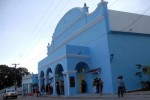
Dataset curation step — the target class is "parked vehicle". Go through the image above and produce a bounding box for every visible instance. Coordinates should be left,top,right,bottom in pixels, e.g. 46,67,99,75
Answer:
3,88,18,100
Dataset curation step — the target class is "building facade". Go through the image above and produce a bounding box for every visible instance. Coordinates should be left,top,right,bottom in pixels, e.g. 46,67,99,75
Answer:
38,0,150,96
22,74,38,93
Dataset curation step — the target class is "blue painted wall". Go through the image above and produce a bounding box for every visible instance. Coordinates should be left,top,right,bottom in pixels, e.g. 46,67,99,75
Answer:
37,0,150,96
108,31,150,92
32,74,38,83
38,1,114,96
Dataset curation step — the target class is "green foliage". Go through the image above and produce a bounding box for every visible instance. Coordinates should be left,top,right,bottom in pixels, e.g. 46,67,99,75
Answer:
0,65,30,90
135,64,150,90
136,64,150,75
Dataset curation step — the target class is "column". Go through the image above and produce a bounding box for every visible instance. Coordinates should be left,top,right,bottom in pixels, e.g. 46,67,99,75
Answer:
28,83,30,93
62,70,77,96
53,74,57,95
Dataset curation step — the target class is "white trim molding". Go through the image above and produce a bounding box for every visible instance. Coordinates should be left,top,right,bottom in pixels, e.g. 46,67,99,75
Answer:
62,70,77,74
39,54,90,69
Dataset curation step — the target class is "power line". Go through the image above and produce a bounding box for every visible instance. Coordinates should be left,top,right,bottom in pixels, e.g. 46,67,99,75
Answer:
15,1,55,62
108,0,120,8
121,5,150,31
23,0,71,69
22,0,64,50
24,0,68,51
14,0,148,71
16,1,66,70
42,0,71,38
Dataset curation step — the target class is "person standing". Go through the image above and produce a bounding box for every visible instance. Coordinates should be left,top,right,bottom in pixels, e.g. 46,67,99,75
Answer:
117,76,125,97
99,78,103,95
48,84,50,95
56,81,60,96
36,86,40,97
41,85,45,95
96,78,99,93
81,80,86,93
92,78,97,93
60,80,64,95
22,89,26,97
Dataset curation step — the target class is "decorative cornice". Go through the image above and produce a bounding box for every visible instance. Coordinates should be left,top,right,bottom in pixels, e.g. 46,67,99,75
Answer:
48,15,104,55
66,54,90,58
110,31,150,37
22,74,33,80
39,54,90,69
53,13,85,41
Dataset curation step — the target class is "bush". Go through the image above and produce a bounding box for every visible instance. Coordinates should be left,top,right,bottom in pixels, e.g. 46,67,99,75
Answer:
135,64,150,90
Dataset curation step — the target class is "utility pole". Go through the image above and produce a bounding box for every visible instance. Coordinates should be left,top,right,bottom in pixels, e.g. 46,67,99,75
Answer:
12,63,19,90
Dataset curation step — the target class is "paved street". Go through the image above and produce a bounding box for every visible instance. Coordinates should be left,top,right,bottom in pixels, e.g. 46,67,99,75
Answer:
1,91,150,100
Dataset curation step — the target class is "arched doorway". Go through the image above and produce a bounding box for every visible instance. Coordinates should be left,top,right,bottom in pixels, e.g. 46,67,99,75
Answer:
75,62,89,93
55,64,64,81
46,68,53,94
40,71,45,91
55,64,64,95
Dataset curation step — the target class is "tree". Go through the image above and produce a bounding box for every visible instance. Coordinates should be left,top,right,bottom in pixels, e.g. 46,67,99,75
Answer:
0,65,30,89
135,64,150,90
16,67,30,86
0,65,11,89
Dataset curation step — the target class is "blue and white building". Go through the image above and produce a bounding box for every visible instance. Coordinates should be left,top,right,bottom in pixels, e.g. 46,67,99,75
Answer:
22,74,38,93
38,0,150,96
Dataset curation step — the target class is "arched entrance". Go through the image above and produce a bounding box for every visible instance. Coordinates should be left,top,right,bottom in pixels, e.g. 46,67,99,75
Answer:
55,64,64,95
46,68,53,94
40,71,45,91
75,62,90,93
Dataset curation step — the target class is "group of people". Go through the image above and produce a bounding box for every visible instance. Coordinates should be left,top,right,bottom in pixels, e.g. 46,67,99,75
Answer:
36,76,126,97
93,78,103,95
56,80,64,96
46,84,53,95
36,86,46,97
81,78,103,95
92,77,126,97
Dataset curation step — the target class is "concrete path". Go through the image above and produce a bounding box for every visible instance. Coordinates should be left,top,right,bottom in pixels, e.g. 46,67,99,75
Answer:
0,91,150,100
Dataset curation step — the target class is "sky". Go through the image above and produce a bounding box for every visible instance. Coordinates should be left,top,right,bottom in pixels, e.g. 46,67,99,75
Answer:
0,0,150,74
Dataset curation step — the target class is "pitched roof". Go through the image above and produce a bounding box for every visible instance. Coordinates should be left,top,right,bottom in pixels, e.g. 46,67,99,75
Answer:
109,10,150,34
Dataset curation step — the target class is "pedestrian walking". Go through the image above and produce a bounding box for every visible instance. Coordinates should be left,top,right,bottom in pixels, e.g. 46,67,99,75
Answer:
22,89,26,97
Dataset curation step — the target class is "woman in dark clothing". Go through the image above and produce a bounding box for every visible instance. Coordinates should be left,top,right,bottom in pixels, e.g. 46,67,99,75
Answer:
60,80,64,95
96,78,99,93
81,80,86,93
36,86,40,97
56,82,60,96
99,78,103,95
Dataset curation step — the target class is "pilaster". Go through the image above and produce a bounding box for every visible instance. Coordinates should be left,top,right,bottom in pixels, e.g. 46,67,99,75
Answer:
62,70,77,96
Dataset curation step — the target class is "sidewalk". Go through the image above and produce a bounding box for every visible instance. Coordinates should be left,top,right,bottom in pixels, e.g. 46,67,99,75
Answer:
15,91,150,100
1,91,149,100
43,91,150,99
